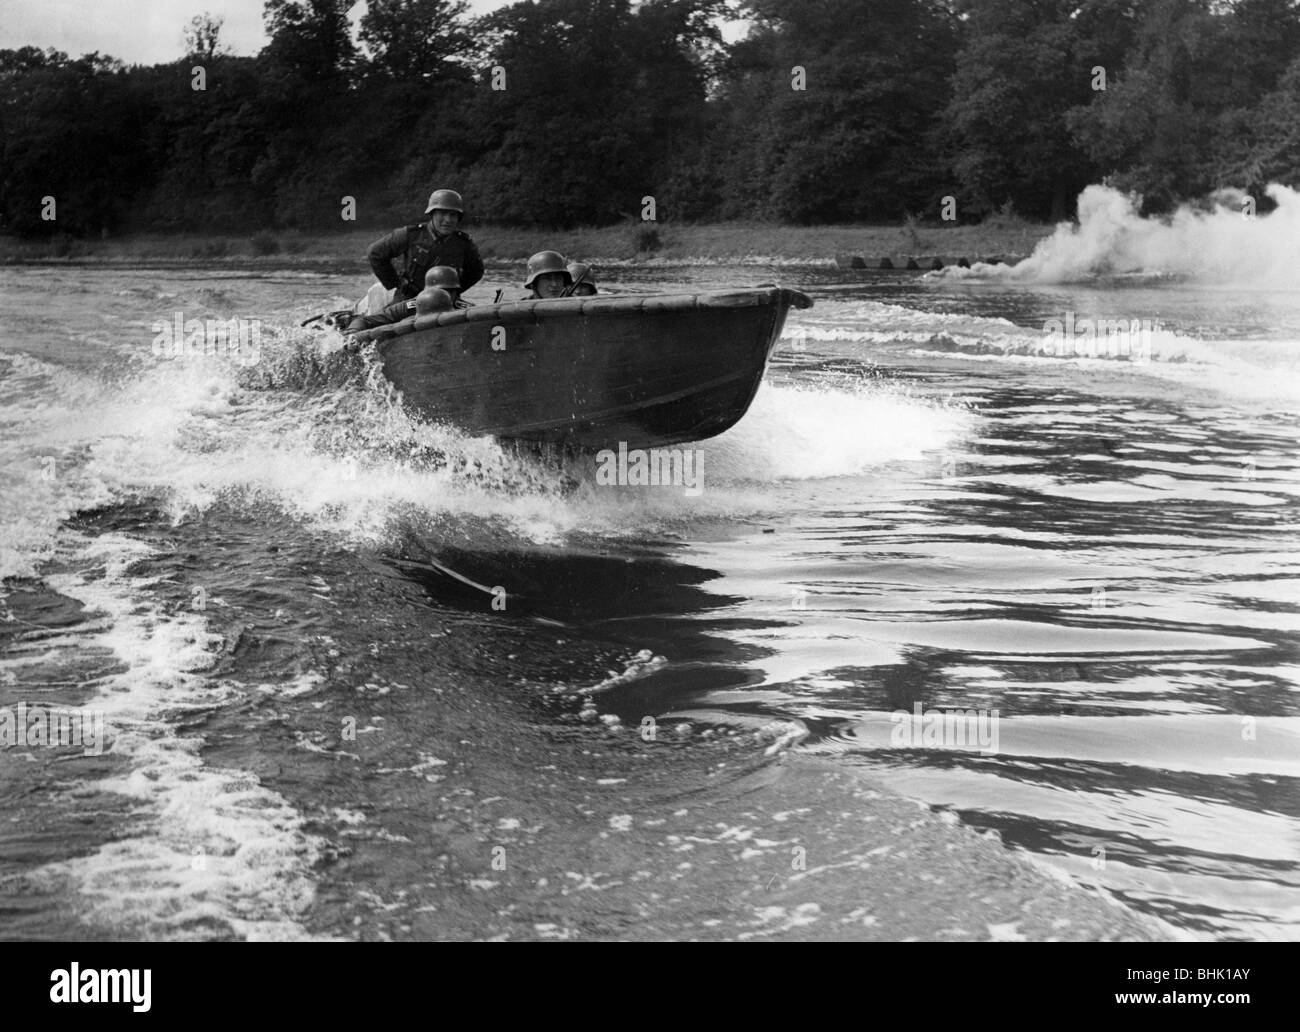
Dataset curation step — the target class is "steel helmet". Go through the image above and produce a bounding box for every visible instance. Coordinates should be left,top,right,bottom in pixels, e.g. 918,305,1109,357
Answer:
424,265,460,290
524,250,571,288
415,287,453,314
566,261,592,283
424,188,464,215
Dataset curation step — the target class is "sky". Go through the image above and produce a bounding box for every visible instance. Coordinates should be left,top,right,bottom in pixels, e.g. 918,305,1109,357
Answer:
0,0,520,66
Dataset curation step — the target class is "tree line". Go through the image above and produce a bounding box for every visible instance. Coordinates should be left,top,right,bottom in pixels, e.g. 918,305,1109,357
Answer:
2,0,1298,237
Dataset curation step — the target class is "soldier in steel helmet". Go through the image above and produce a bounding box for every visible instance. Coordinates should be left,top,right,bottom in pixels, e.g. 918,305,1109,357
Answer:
367,188,483,303
520,251,572,299
424,265,469,308
347,265,465,332
345,189,483,333
567,261,598,296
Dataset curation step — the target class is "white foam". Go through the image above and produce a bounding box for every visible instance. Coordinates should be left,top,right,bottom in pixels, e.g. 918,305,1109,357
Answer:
0,353,245,578
708,381,973,480
29,532,325,940
153,335,975,538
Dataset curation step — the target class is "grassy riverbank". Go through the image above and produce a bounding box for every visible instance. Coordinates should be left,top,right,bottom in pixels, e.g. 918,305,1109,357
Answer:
0,218,1056,266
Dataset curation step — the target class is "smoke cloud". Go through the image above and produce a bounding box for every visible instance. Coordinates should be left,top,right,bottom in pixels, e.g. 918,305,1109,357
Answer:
949,183,1300,286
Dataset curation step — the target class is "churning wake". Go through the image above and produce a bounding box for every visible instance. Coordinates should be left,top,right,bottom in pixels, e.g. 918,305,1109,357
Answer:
0,324,974,578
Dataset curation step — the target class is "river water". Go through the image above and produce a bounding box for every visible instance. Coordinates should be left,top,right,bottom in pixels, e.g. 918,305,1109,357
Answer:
1,249,1297,941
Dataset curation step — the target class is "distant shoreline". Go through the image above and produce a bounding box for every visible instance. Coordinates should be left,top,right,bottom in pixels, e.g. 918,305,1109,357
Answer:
0,220,1056,268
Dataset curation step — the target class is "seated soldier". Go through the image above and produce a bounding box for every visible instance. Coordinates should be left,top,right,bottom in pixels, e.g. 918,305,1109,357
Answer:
567,262,598,296
521,251,572,299
426,265,472,308
346,188,483,332
347,266,464,331
341,285,453,351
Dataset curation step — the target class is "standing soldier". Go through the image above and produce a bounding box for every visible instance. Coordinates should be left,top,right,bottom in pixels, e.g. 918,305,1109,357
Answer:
347,188,484,333
373,188,484,300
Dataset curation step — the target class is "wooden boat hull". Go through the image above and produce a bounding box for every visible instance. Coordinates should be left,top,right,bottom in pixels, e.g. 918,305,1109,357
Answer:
371,287,812,449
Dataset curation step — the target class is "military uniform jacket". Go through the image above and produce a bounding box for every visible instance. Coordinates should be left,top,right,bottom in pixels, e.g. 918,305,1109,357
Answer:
368,223,484,300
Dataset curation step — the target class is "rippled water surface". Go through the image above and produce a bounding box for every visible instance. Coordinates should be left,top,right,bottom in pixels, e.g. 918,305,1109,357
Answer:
1,259,1297,940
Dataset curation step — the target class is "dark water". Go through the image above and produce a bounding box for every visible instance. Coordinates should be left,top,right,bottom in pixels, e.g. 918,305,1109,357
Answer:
1,259,1297,940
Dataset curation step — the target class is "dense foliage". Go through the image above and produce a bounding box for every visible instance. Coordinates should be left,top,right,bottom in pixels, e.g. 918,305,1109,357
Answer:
2,0,1298,235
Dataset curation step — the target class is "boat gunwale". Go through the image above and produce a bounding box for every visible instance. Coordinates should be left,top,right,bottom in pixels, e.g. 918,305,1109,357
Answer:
401,286,811,334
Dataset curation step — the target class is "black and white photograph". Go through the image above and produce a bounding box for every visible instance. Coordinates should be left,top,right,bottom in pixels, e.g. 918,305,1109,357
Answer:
0,0,1296,973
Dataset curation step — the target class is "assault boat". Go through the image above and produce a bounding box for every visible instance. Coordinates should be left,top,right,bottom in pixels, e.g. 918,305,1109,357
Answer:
344,286,813,449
